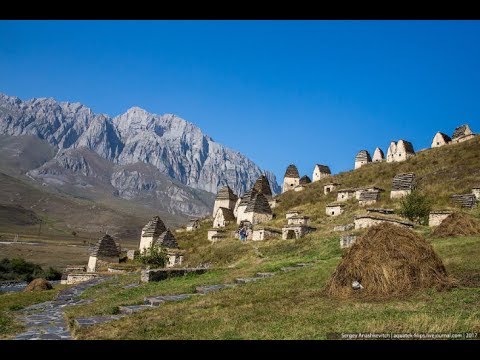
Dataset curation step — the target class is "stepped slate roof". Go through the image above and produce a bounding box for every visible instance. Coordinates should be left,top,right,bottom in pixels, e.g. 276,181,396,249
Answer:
359,190,380,201
216,207,236,221
91,234,120,258
215,186,238,201
392,173,416,191
245,193,272,215
154,229,178,249
355,150,372,162
299,175,312,185
284,164,300,178
142,216,167,238
372,147,384,161
450,194,477,208
253,175,272,197
314,164,331,174
239,189,258,206
435,132,452,143
398,140,415,154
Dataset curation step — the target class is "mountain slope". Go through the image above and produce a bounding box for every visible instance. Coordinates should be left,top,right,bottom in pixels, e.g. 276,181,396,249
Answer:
0,93,280,202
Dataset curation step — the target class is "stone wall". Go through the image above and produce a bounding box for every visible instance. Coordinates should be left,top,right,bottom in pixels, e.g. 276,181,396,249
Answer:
127,250,136,260
451,134,475,144
390,189,411,199
429,212,453,227
472,188,480,200
337,191,355,202
334,223,355,232
294,185,305,192
213,198,236,219
139,235,155,252
141,268,207,283
282,176,300,193
324,184,338,195
286,211,300,219
236,205,248,224
431,132,449,148
281,225,315,240
287,216,309,225
243,211,273,225
66,273,98,285
252,228,282,241
354,216,413,230
207,229,226,241
326,206,344,216
340,235,357,249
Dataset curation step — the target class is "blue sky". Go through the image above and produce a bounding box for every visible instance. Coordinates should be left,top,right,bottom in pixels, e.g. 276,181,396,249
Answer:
1,20,480,184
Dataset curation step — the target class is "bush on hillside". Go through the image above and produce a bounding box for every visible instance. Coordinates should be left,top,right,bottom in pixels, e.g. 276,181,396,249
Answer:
137,243,168,267
0,258,61,282
399,190,432,225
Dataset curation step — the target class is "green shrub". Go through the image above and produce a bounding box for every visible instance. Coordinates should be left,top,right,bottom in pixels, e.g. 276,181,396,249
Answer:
399,190,432,225
137,243,168,267
44,267,62,281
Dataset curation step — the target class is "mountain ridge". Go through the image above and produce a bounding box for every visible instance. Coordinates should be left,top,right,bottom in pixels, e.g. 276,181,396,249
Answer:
0,92,280,219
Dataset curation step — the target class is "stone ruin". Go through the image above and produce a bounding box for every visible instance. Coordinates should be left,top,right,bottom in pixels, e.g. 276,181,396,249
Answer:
354,214,414,230
372,147,384,162
354,150,371,169
429,210,454,227
242,193,273,225
282,215,316,240
87,234,120,273
282,164,300,193
312,164,331,182
286,210,301,219
326,203,345,216
355,186,384,200
235,188,256,223
366,208,394,215
334,223,355,232
336,188,356,202
358,190,381,206
213,207,236,228
390,173,416,199
212,185,238,218
431,132,451,148
139,216,167,252
451,124,475,144
139,216,183,268
186,219,200,232
324,182,340,195
236,175,275,224
207,228,227,242
386,140,415,163
295,175,311,192
252,227,282,241
472,186,480,200
340,234,357,249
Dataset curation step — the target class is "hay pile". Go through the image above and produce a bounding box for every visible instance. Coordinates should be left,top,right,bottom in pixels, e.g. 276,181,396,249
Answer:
432,212,480,238
325,223,450,299
24,278,52,292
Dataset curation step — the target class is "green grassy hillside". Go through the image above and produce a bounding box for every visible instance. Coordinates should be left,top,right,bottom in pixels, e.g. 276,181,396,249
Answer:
2,137,479,340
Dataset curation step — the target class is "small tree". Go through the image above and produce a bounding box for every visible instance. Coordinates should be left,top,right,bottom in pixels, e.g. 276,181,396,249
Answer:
399,190,432,225
138,243,168,267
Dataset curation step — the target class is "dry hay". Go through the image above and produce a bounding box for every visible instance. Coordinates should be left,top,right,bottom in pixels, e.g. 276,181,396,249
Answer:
325,223,451,299
24,278,53,292
432,212,480,238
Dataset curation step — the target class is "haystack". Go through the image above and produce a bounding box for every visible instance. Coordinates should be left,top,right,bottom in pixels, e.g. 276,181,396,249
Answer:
432,212,480,238
24,278,53,292
325,223,450,299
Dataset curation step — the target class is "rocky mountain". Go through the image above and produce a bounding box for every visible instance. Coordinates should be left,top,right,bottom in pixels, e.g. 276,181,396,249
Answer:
0,93,280,218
